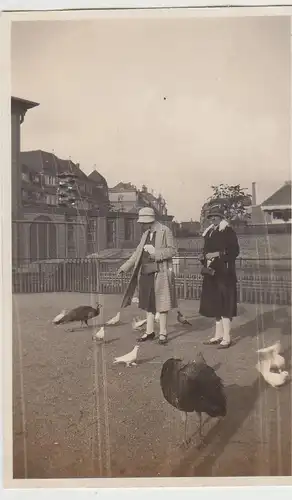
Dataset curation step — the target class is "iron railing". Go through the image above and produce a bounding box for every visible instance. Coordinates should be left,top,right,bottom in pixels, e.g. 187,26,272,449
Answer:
12,257,291,305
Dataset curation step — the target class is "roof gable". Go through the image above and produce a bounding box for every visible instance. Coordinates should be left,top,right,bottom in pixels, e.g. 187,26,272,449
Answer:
261,182,291,207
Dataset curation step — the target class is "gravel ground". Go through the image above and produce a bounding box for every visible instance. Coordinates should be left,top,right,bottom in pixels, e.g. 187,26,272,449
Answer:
12,292,291,479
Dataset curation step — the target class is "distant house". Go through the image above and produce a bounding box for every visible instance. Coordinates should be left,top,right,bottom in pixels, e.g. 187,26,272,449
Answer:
174,220,201,237
109,182,169,218
261,181,292,223
20,151,109,213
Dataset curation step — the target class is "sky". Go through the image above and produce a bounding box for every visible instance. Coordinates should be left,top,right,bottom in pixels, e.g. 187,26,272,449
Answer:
11,15,291,222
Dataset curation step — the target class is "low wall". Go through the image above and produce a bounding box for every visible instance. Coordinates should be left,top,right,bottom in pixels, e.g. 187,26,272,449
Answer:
177,233,291,259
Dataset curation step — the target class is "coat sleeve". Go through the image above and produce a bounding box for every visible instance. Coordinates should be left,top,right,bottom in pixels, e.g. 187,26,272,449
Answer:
220,227,240,261
154,227,177,262
119,238,144,273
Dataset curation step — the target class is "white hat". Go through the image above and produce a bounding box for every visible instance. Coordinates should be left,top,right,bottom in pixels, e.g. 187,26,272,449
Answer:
137,207,156,223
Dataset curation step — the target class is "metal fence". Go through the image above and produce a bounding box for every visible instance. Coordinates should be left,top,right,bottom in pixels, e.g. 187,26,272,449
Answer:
12,257,291,305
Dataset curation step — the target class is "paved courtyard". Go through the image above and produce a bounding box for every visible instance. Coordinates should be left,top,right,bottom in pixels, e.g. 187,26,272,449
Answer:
12,292,291,479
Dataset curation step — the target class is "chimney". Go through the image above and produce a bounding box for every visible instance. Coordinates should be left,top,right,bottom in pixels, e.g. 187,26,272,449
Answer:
252,182,257,205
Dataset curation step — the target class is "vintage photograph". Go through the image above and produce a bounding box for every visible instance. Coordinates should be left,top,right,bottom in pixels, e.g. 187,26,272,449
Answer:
10,11,291,480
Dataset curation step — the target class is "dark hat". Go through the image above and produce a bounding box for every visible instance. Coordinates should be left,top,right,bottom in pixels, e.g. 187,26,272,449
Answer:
206,203,226,219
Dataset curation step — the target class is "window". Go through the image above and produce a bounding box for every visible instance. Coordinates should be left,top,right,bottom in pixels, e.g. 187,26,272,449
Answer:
45,195,57,205
107,218,116,247
21,189,29,200
125,218,134,241
87,219,96,243
32,174,41,184
66,217,75,256
21,172,30,182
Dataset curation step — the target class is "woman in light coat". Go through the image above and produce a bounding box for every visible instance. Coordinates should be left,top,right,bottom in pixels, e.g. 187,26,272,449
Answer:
117,207,177,344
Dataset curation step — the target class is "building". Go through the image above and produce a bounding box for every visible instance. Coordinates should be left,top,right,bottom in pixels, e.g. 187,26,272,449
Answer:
12,99,174,264
20,150,110,212
261,181,292,223
11,97,40,266
109,182,168,217
177,220,201,237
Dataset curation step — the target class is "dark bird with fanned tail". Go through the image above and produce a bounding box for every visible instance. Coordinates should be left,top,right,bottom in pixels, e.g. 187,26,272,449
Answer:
53,302,102,330
160,352,227,446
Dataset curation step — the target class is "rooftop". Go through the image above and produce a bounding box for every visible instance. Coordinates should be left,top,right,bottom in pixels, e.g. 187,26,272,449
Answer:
261,181,291,208
11,96,39,111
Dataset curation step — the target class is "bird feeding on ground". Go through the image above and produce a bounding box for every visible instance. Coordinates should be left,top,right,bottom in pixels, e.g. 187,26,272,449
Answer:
92,326,105,341
52,309,68,325
257,341,285,372
256,360,289,388
160,352,226,446
105,311,121,326
177,310,192,326
52,303,101,330
132,317,147,330
113,345,140,367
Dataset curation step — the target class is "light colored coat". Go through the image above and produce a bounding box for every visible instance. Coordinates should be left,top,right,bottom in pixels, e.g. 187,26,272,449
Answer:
120,221,177,312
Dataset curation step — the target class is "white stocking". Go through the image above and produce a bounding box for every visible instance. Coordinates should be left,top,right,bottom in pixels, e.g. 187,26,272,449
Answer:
221,317,231,344
146,312,155,335
210,319,224,342
159,312,168,337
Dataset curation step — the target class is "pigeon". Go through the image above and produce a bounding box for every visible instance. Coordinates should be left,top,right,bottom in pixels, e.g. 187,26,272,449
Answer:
92,326,105,341
256,361,289,388
177,310,192,326
257,341,285,372
132,317,147,330
105,312,121,326
113,345,140,367
52,309,68,324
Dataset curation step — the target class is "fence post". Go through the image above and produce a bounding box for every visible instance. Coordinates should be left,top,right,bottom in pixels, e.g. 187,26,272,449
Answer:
63,260,67,291
96,258,100,294
183,271,187,300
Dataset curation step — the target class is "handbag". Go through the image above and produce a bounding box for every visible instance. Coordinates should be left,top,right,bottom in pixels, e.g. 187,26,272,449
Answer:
141,262,159,275
201,265,215,277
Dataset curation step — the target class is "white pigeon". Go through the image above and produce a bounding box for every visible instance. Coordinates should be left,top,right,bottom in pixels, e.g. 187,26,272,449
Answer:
52,309,68,324
106,312,121,325
92,326,105,341
257,341,285,372
256,362,289,388
113,345,140,367
132,317,147,330
155,312,160,322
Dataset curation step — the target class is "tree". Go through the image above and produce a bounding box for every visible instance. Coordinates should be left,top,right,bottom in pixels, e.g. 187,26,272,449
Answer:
201,183,252,224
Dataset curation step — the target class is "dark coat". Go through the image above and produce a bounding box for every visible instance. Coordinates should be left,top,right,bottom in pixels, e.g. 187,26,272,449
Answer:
199,220,240,319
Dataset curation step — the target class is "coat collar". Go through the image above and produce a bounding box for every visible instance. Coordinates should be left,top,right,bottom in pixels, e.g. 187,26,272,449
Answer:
202,219,229,237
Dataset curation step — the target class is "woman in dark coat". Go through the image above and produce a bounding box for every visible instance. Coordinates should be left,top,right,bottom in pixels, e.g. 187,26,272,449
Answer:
199,203,240,349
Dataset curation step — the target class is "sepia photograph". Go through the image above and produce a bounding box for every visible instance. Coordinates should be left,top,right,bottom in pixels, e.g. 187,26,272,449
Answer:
7,8,292,483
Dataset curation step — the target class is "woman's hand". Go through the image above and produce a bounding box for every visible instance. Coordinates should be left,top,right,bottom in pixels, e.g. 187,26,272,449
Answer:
206,251,220,259
117,267,125,276
144,244,155,255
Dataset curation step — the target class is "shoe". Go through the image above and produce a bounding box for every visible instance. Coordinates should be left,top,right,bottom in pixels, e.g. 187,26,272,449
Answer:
217,341,232,349
158,334,168,345
137,332,155,342
203,338,223,345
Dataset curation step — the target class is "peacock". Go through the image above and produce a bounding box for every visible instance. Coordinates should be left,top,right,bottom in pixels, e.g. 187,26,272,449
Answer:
53,302,101,330
160,352,226,446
